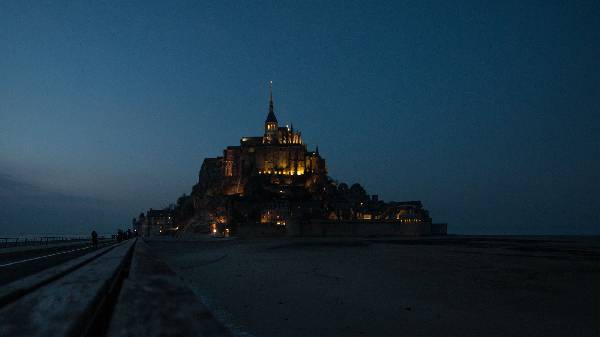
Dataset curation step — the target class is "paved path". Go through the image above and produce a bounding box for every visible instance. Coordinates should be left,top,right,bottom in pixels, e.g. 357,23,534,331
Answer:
0,241,114,286
0,238,229,337
150,236,600,337
0,240,90,254
108,240,230,336
0,240,135,337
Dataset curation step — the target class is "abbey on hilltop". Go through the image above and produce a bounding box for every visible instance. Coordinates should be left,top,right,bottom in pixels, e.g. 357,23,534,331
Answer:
196,81,327,197
134,83,446,237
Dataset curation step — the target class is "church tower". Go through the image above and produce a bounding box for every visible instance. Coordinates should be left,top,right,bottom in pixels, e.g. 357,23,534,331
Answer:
264,81,278,142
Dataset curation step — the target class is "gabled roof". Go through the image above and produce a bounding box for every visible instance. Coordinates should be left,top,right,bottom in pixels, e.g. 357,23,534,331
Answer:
266,109,277,123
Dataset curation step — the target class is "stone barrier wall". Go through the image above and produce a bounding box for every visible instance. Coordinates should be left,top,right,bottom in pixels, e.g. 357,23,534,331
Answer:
237,224,287,238
295,220,433,237
239,220,447,237
431,223,448,235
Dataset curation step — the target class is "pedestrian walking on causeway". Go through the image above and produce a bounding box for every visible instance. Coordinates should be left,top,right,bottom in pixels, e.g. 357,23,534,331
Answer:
91,230,98,249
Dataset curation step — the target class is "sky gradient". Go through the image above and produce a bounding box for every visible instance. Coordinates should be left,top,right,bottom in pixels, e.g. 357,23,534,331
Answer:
1,0,599,235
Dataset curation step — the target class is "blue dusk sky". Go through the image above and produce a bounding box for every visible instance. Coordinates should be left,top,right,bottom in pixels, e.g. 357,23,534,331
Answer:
1,0,599,235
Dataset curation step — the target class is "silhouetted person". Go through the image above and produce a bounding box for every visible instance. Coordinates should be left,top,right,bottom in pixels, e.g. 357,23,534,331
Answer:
127,229,132,239
91,230,98,249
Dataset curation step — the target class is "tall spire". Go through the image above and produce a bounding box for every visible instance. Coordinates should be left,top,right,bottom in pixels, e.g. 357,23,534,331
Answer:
266,80,278,124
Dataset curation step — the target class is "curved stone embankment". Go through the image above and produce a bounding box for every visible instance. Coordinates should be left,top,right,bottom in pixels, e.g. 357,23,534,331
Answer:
0,239,229,337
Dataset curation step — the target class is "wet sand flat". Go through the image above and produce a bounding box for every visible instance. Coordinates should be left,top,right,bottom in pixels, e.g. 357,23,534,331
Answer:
149,236,600,337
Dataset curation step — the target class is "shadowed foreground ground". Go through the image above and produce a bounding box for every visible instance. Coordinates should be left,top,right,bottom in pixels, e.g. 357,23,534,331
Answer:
149,236,600,337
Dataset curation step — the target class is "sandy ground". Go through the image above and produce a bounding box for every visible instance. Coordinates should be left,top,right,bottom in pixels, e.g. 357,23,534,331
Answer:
149,236,600,337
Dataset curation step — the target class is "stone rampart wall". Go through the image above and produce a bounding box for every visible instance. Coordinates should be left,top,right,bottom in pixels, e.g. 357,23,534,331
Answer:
295,220,433,237
239,220,447,237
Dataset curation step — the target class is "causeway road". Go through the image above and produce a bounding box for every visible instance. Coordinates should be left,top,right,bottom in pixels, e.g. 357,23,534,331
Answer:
0,240,115,286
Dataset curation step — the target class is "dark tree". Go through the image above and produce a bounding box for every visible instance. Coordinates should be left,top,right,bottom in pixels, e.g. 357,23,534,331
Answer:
338,183,349,194
350,183,368,202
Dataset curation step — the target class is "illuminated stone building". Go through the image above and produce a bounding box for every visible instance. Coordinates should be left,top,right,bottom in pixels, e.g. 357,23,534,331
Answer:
194,83,326,198
178,83,446,236
138,208,174,237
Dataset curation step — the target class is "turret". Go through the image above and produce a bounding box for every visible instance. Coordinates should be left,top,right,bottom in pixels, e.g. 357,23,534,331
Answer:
264,81,278,141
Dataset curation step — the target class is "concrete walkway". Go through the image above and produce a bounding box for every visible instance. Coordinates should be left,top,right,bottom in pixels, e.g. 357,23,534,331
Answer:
108,240,230,336
0,239,230,337
0,240,135,336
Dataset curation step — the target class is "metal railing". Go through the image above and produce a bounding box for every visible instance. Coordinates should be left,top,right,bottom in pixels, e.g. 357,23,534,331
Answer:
0,236,94,248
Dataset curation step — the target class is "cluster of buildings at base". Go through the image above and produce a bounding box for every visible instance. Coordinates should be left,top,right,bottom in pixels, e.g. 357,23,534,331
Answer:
134,85,447,237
